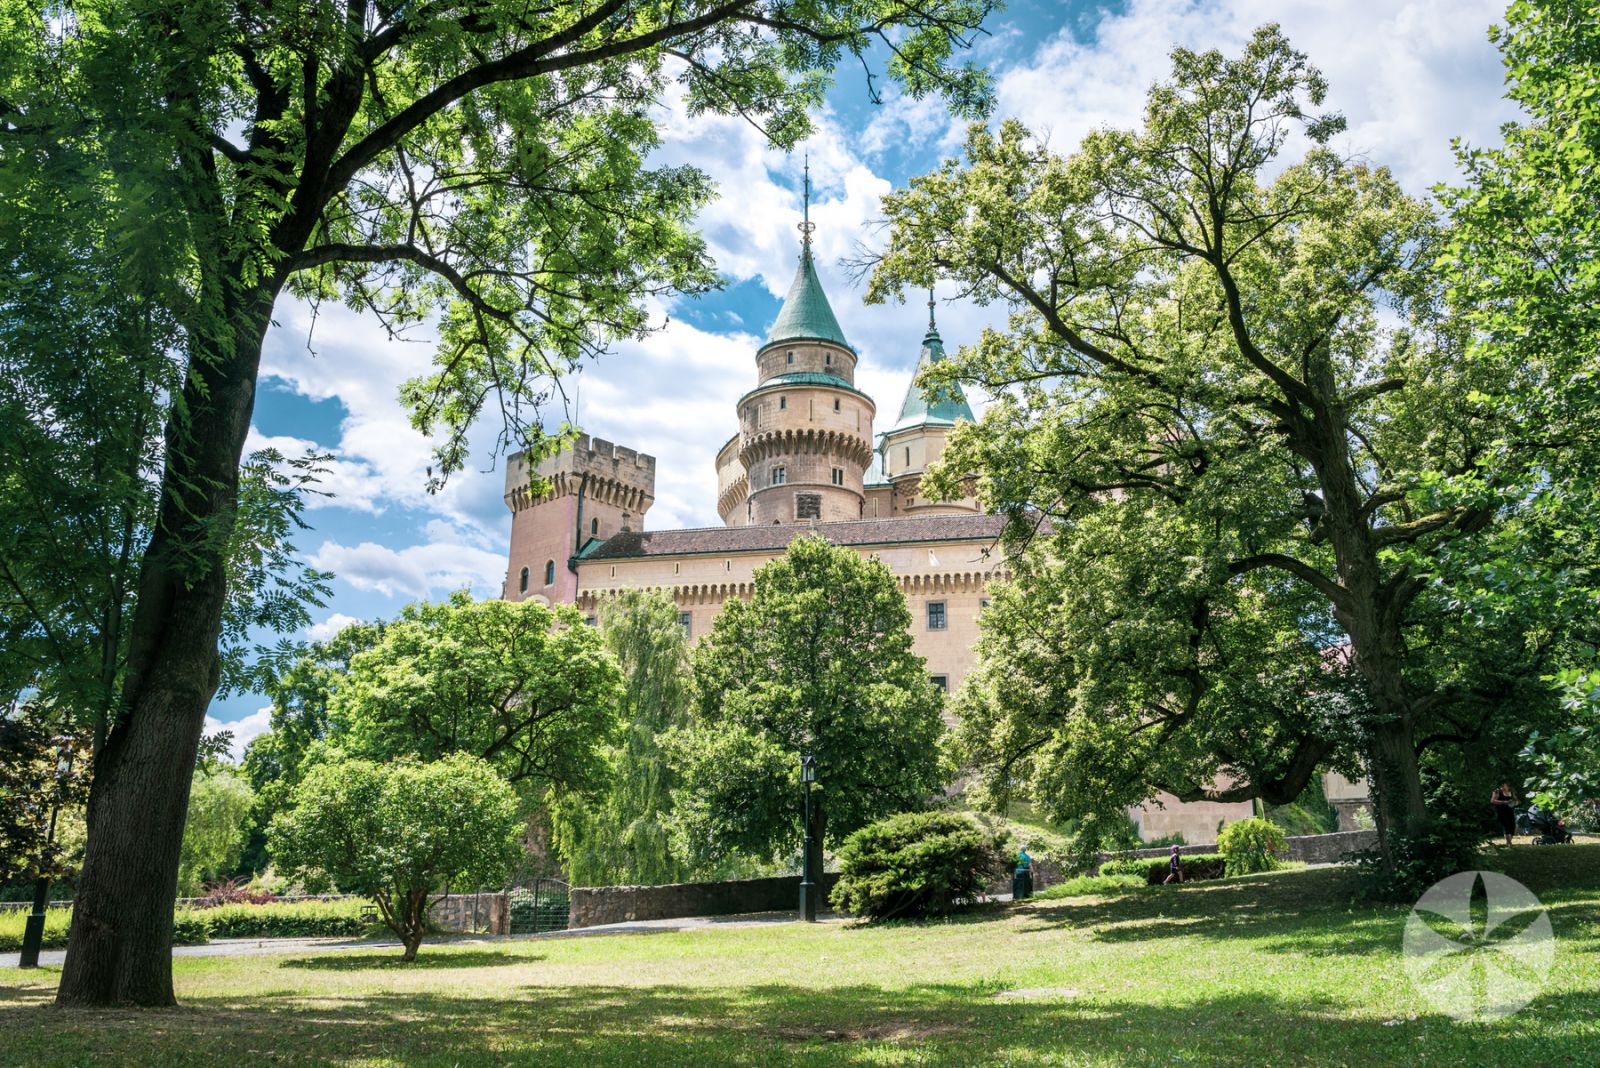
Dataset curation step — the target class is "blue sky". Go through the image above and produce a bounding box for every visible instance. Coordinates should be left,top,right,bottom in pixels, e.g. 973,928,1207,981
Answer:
212,0,1524,744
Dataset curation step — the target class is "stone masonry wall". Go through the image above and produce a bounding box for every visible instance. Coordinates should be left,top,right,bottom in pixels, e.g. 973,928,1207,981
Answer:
569,873,843,929
430,892,509,935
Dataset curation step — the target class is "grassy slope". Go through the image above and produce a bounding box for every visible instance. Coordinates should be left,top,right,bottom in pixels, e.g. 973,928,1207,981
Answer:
4,846,1598,1067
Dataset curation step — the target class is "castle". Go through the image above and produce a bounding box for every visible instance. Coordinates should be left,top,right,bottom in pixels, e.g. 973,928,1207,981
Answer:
501,201,1366,844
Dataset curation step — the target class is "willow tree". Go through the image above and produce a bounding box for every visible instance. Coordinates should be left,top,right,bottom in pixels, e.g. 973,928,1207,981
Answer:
870,27,1543,865
1,0,997,1005
550,589,691,886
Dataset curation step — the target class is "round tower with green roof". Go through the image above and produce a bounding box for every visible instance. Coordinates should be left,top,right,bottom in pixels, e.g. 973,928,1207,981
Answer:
875,295,981,517
719,162,876,526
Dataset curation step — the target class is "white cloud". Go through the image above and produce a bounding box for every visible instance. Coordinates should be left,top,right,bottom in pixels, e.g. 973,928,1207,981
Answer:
304,611,362,642
308,539,507,601
204,706,273,761
994,0,1517,196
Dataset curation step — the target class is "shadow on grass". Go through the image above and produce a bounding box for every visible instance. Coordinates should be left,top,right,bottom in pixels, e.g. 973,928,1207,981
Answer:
283,950,539,971
6,980,1598,1067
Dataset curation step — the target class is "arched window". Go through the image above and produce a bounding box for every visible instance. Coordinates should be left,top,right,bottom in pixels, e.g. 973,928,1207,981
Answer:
779,396,787,410
544,559,555,585
519,566,529,594
591,517,599,536
833,398,840,412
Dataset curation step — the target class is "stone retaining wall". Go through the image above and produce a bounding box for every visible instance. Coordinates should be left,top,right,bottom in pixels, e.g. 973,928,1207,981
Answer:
569,873,843,929
430,892,509,934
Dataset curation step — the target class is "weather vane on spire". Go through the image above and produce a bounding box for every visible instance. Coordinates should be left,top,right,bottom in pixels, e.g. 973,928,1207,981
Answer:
798,152,816,254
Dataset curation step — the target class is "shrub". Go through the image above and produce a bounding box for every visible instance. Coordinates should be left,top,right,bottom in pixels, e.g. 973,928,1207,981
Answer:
1098,853,1227,884
193,878,278,908
1356,816,1483,901
172,911,214,946
193,898,374,939
1218,818,1288,876
830,812,1006,921
1034,874,1144,899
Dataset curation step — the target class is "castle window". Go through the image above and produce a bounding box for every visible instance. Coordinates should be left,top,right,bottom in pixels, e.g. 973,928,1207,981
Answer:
926,601,947,631
981,598,991,611
674,562,680,575
678,612,693,638
831,467,844,486
584,615,598,627
796,493,822,520
825,352,832,366
772,465,786,485
779,396,787,410
833,398,840,412
904,447,911,467
519,566,529,594
610,566,616,578
724,559,732,572
591,517,599,536
787,351,794,364
544,560,556,586
930,675,949,693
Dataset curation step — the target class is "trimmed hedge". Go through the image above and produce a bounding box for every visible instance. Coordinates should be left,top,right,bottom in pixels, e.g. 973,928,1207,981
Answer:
199,898,372,939
1099,853,1226,884
0,908,213,952
0,898,373,951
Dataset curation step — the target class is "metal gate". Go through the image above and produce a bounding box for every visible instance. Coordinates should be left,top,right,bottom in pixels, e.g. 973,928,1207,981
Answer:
508,879,570,934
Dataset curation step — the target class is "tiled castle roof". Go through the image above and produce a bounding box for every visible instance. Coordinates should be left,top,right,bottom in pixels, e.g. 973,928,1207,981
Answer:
580,514,1010,561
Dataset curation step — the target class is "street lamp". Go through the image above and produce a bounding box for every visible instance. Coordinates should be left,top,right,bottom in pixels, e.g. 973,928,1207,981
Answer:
798,754,817,922
19,744,75,969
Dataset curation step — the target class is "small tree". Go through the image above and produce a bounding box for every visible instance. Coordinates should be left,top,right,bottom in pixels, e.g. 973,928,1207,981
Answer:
830,812,1005,920
666,536,946,874
269,753,521,961
1216,817,1287,877
177,768,256,896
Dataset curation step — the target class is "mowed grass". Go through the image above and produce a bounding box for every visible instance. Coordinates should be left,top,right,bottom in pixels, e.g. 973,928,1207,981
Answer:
4,846,1599,1067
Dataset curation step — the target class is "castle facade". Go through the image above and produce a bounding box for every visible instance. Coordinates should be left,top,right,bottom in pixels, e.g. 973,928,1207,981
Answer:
502,218,1283,843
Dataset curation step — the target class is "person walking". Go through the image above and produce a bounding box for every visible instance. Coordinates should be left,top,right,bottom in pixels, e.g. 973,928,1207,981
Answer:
1164,845,1184,884
1491,782,1517,847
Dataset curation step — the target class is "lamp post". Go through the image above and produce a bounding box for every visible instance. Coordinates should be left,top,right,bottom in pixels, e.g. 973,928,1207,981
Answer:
19,745,74,969
798,754,817,922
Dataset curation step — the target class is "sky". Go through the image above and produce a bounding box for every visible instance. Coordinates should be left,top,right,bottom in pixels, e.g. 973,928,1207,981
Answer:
210,0,1526,747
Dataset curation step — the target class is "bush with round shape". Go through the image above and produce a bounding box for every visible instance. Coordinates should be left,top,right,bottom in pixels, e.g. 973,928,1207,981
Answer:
829,812,1005,921
1217,818,1288,876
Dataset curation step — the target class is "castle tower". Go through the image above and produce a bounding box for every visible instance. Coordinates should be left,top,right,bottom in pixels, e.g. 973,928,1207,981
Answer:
720,162,876,527
877,295,981,516
504,435,655,604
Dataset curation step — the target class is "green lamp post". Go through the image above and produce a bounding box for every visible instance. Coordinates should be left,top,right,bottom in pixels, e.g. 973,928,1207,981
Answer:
799,754,817,922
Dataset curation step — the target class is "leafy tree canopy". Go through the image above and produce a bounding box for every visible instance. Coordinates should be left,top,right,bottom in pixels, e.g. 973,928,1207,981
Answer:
269,752,522,960
177,766,256,897
869,26,1561,852
665,535,946,865
0,701,92,885
550,589,692,887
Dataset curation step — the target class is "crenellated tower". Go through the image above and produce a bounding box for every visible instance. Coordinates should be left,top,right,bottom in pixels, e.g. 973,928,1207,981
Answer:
717,160,876,526
504,435,655,603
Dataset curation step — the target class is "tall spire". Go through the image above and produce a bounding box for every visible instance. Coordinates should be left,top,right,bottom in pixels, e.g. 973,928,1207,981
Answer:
798,152,815,257
926,287,938,338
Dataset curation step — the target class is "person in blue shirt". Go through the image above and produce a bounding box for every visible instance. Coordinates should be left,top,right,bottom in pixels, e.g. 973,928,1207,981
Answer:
1164,845,1184,884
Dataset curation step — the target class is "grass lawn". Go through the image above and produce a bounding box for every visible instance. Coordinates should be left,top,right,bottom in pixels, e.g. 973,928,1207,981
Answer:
4,846,1599,1067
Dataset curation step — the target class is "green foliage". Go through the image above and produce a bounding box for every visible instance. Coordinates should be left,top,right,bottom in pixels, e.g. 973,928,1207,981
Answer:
178,767,257,896
197,899,375,940
1099,854,1227,884
550,590,691,887
829,812,1006,920
1355,815,1484,903
269,753,522,959
1034,874,1145,900
0,702,92,883
325,594,623,798
666,536,947,866
1217,818,1288,877
1521,669,1600,816
0,906,215,953
872,26,1544,863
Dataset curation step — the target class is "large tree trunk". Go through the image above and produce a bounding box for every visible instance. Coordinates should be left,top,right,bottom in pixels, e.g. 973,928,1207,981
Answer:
56,288,276,1007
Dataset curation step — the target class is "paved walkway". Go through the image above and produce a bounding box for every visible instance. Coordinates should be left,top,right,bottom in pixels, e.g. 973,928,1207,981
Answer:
1,910,827,969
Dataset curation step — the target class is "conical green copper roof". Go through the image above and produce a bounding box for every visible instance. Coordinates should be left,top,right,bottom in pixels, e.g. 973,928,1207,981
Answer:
889,304,974,433
764,249,853,352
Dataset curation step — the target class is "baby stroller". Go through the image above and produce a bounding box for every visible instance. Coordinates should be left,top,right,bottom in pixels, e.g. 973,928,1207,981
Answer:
1517,804,1574,845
